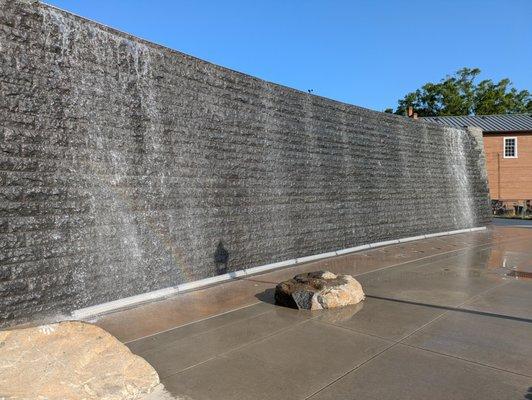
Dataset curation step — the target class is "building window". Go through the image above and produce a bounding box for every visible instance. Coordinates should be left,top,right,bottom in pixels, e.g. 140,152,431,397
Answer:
503,137,517,158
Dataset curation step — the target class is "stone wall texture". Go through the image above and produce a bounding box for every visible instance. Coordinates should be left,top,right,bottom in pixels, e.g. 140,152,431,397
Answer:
0,0,491,326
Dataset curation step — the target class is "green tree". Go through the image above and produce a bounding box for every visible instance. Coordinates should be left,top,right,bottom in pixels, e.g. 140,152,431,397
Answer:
392,68,532,117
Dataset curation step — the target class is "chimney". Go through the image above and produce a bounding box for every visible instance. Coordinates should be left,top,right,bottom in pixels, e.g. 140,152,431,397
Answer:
407,106,414,118
413,112,418,120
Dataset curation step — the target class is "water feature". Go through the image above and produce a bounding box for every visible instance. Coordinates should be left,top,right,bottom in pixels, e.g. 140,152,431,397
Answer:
444,127,475,228
0,1,491,326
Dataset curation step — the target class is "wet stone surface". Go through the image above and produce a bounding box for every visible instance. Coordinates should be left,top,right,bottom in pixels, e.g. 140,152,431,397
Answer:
275,271,365,310
0,0,490,327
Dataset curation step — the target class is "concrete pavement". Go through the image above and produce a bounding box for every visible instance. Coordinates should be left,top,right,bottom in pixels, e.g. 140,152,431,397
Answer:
93,226,532,400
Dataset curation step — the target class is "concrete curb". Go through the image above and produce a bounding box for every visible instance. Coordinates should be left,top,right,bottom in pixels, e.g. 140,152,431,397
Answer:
72,226,487,319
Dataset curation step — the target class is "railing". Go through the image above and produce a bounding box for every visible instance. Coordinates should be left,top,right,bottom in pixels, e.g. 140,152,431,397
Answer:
491,199,532,218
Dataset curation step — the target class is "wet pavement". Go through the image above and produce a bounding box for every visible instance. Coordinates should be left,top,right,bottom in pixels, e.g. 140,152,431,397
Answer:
95,226,532,400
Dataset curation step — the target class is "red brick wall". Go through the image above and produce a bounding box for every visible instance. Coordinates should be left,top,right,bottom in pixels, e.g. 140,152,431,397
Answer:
484,132,532,200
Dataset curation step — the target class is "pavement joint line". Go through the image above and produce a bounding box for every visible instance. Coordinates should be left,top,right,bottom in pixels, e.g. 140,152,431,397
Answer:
304,340,398,399
305,278,518,399
453,279,515,310
313,319,397,343
124,301,263,344
313,314,456,346
161,312,323,380
244,277,279,285
398,343,532,379
391,279,515,345
130,307,279,357
306,289,471,400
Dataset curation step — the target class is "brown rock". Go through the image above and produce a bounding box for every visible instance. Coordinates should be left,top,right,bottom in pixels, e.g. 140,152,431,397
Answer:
0,321,159,399
275,270,365,310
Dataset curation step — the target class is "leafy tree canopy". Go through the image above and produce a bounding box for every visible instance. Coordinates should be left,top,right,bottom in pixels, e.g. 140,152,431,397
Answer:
387,68,532,117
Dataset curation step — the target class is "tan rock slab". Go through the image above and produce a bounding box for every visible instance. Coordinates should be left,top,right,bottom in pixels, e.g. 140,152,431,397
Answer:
0,321,159,399
275,270,365,310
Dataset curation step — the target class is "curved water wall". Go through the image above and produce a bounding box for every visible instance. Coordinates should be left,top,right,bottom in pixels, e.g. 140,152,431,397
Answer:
0,1,491,326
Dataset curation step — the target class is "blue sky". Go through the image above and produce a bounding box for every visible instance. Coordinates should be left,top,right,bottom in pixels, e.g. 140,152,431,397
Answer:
45,0,532,112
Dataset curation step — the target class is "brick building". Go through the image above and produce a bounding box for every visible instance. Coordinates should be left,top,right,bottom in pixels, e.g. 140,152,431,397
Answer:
423,114,532,213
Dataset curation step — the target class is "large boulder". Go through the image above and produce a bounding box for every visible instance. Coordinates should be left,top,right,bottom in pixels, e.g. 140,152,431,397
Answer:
0,321,160,399
275,271,365,310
